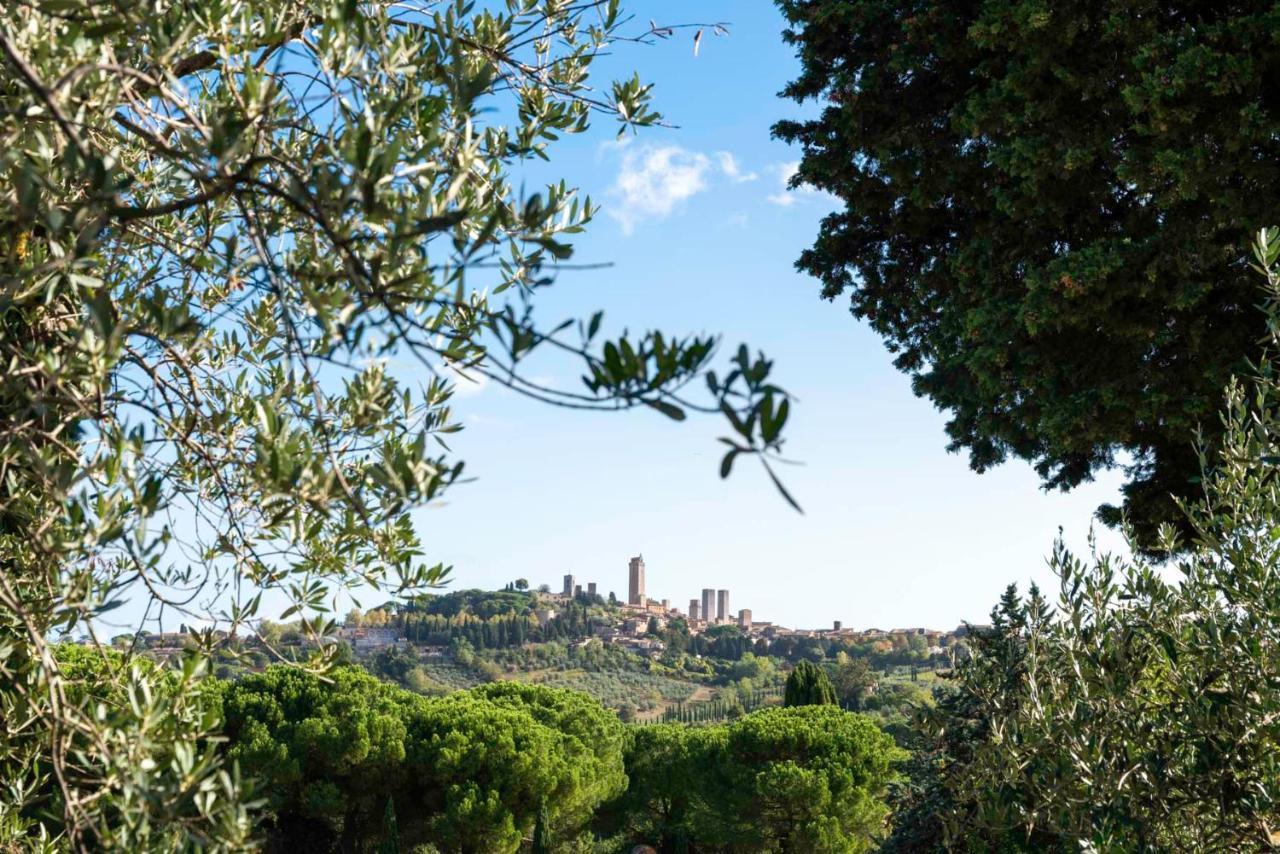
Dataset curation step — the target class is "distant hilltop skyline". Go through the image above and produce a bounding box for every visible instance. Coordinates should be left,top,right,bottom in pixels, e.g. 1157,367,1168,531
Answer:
544,554,965,636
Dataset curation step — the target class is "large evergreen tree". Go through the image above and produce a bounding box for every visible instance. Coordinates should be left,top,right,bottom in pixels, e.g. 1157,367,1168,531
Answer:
218,667,630,853
774,0,1280,546
606,708,901,851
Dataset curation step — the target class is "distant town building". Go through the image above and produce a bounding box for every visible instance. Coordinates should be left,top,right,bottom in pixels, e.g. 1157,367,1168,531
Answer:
701,588,715,624
337,626,400,651
738,608,752,628
628,555,646,606
574,584,582,598
833,620,842,631
563,574,575,596
689,600,701,621
587,582,597,596
716,589,730,623
660,598,670,611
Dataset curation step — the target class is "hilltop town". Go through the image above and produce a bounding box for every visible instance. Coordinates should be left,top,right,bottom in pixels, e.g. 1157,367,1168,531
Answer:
336,553,970,663
102,554,970,733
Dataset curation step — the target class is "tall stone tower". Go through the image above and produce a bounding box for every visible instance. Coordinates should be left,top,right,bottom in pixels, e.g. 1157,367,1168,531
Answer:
563,574,575,597
716,589,730,623
689,599,701,621
628,555,646,606
701,588,715,625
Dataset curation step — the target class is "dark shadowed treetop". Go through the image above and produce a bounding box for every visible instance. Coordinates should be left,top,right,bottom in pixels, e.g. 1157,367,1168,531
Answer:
773,0,1280,547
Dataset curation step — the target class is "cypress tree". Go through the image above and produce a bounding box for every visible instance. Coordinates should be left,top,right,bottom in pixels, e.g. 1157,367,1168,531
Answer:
532,802,553,854
377,797,399,854
784,660,838,707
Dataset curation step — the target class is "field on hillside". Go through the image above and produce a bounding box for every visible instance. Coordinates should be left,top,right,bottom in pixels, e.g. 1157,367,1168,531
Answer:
524,669,699,714
416,660,486,692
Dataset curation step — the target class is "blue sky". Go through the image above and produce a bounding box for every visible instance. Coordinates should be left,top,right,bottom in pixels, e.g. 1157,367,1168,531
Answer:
98,2,1131,640
396,1,1131,632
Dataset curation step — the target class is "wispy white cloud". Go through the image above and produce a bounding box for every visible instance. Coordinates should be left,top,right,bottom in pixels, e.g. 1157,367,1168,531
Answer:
767,160,802,207
767,160,837,208
610,144,712,233
716,151,758,183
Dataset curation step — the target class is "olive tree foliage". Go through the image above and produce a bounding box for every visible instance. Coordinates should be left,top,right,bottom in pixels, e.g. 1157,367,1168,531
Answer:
0,1,790,847
899,230,1280,851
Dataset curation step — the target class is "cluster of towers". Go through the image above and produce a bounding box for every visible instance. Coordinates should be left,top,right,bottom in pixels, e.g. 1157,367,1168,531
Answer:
561,555,746,628
563,555,648,606
629,556,732,624
561,575,598,598
688,588,731,624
